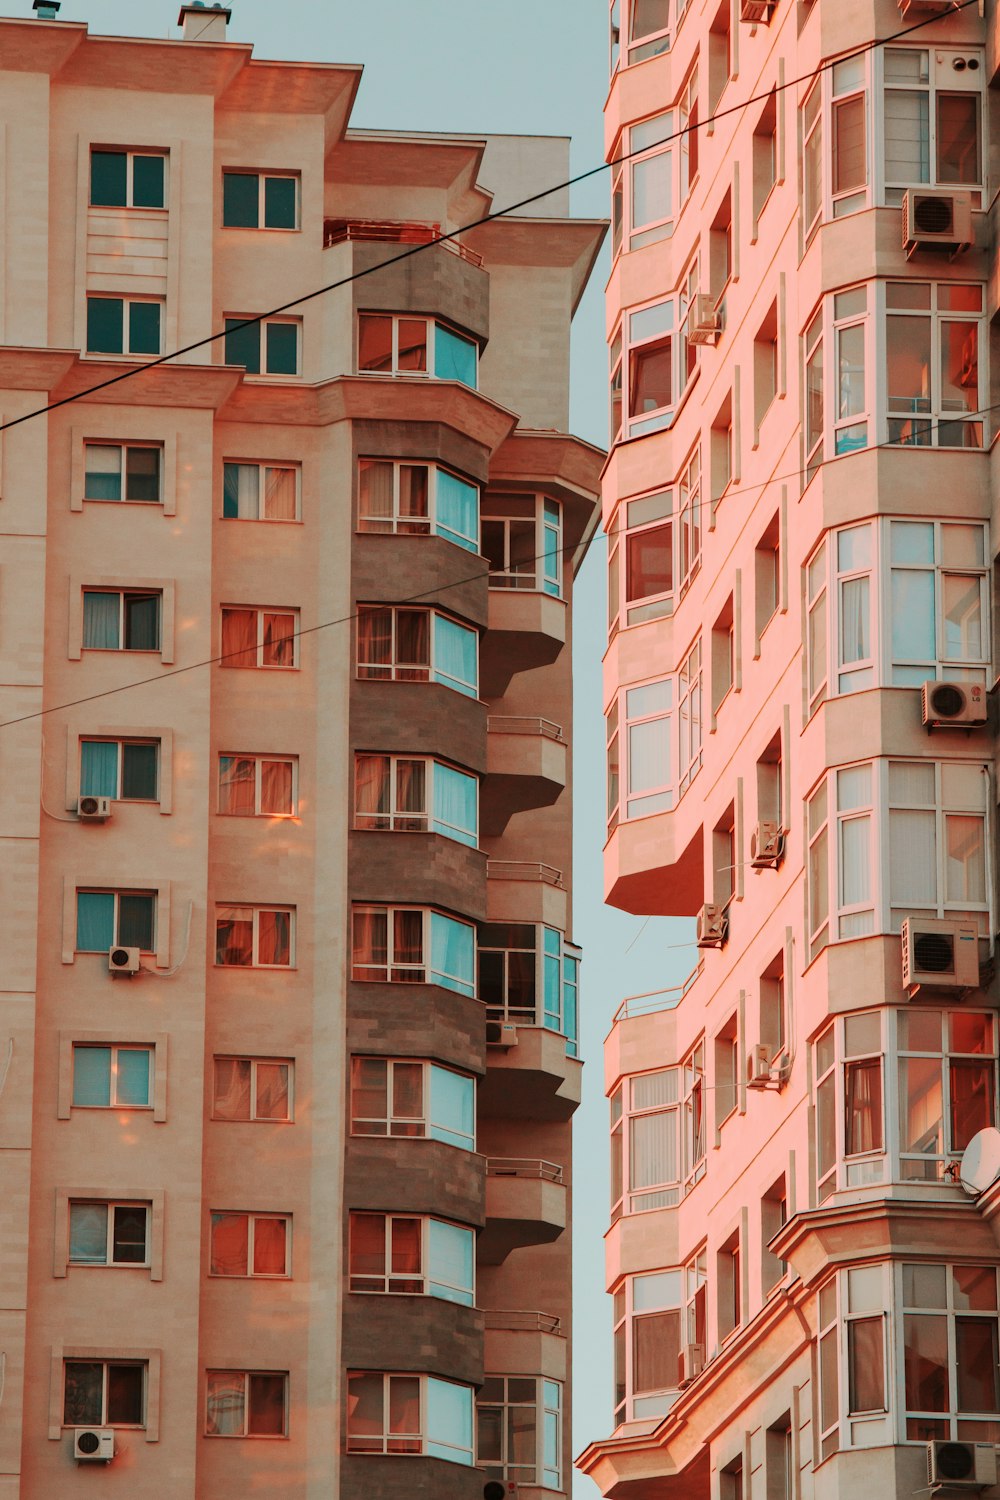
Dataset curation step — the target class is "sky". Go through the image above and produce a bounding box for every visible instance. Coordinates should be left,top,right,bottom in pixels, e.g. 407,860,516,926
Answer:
17,0,699,1488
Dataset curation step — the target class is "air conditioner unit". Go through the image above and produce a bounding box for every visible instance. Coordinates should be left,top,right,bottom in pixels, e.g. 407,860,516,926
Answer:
921,680,987,729
74,1427,114,1463
677,1343,705,1387
750,821,783,869
486,1021,518,1048
901,917,979,994
687,294,722,346
899,0,956,14
740,0,775,20
747,1045,772,1090
108,945,141,976
77,795,112,822
695,903,727,949
483,1481,520,1500
927,1440,997,1489
902,189,973,255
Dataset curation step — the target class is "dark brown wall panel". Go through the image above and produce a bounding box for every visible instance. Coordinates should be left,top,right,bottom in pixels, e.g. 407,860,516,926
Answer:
344,1137,486,1228
342,1295,484,1387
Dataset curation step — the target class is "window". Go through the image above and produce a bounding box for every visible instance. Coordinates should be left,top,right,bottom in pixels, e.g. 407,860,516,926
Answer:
761,1176,788,1295
84,443,161,502
64,1360,145,1428
754,519,780,645
713,808,736,912
358,460,478,553
81,738,158,802
620,288,695,439
481,493,563,596
622,678,673,820
714,1016,738,1129
753,91,778,222
72,1045,152,1109
86,296,162,357
684,1247,707,1350
900,1261,1000,1441
350,1056,475,1151
708,0,732,112
766,1416,793,1500
711,391,734,501
717,1228,742,1341
206,1371,287,1437
622,0,670,63
83,590,160,652
759,951,786,1061
355,754,477,847
833,290,868,451
612,1271,681,1425
213,1057,293,1122
223,462,299,522
349,1213,474,1304
76,889,154,953
802,77,823,242
356,605,478,698
351,905,475,996
898,1009,995,1180
757,732,782,832
625,108,688,251
721,1455,744,1500
711,596,734,713
347,1372,474,1464
477,1377,562,1488
215,906,293,968
886,282,984,449
610,1068,680,1219
210,1213,290,1277
678,637,703,794
817,1277,840,1457
69,1203,149,1266
477,923,581,1053
882,47,984,204
804,306,823,482
90,149,166,209
218,755,296,817
830,55,867,218
817,1011,885,1202
220,607,297,669
682,1039,706,1189
754,300,779,432
357,313,478,388
222,171,298,230
224,316,300,376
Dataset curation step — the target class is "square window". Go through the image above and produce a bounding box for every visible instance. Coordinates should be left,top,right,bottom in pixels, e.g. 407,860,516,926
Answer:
213,1057,293,1121
72,1045,152,1109
64,1360,145,1427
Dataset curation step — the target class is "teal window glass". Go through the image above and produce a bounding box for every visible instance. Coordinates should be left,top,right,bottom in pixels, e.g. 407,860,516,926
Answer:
264,176,297,229
121,743,158,800
131,155,165,208
432,616,478,698
432,765,477,848
69,1204,109,1263
434,325,477,388
72,1047,112,1107
83,592,120,649
90,151,127,206
563,951,580,1058
543,498,562,596
435,471,478,552
266,322,299,375
84,445,122,500
426,1377,474,1465
428,1219,475,1305
86,297,124,355
543,1380,561,1487
430,913,475,996
543,927,562,1031
80,741,119,798
429,1064,474,1150
116,1049,152,1105
223,172,259,227
225,318,260,373
76,892,114,952
129,301,161,355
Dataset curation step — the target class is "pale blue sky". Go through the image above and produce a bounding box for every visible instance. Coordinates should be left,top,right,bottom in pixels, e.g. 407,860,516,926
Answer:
25,1,698,1487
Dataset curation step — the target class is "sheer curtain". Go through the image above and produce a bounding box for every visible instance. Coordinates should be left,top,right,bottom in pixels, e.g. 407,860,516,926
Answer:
252,1217,287,1275
205,1372,246,1436
357,607,393,675
430,914,474,995
432,616,477,696
80,741,118,797
260,759,293,816
83,592,120,649
355,755,390,828
221,609,258,669
223,463,258,519
257,909,290,966
432,765,476,846
352,909,387,980
845,1058,883,1154
950,1059,993,1152
264,467,296,520
210,1213,248,1275
219,756,256,815
262,612,294,668
630,1110,677,1192
358,460,394,530
255,1062,289,1120
213,1058,252,1119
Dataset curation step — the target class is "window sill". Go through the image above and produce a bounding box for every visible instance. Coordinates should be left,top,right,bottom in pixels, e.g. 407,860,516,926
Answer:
88,204,168,216
223,516,304,525
82,498,164,508
222,225,301,235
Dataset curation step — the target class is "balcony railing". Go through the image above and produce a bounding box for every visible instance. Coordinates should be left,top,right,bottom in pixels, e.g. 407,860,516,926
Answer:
323,217,484,267
487,860,564,889
487,715,565,743
483,1310,562,1334
487,1157,564,1184
612,961,703,1023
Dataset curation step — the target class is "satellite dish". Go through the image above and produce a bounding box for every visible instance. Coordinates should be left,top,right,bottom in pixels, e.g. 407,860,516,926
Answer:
959,1127,1000,1196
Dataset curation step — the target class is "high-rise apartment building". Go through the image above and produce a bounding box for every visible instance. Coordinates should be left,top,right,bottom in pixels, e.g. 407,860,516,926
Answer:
0,5,604,1496
580,2,1000,1498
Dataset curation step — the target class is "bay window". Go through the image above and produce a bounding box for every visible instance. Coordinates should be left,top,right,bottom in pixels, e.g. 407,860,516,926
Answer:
356,605,478,698
610,1068,680,1219
481,493,562,595
616,277,697,441
606,650,703,826
355,754,477,847
351,904,475,996
349,1212,474,1304
477,1377,562,1488
682,1039,706,1190
607,447,702,632
477,922,581,1053
357,312,478,388
612,1270,681,1425
626,108,688,251
358,459,478,552
347,1372,474,1464
886,282,983,449
901,1262,1000,1441
350,1056,475,1151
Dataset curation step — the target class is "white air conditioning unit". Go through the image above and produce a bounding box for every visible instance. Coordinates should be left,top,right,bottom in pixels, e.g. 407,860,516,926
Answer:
74,1427,114,1463
740,0,775,20
901,917,979,994
77,795,112,822
486,1021,518,1048
677,1343,705,1387
921,680,987,729
687,294,722,346
902,189,973,255
108,945,141,976
747,1045,772,1090
695,903,727,949
750,821,783,869
927,1440,997,1489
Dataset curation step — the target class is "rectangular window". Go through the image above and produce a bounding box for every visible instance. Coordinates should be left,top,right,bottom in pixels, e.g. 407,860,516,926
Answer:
64,1360,145,1428
350,1056,475,1151
90,149,166,209
214,906,293,968
224,317,300,376
611,1271,681,1426
625,0,670,64
82,590,161,652
220,607,297,669
76,890,154,953
628,110,676,250
349,1213,475,1304
886,282,984,450
347,1372,474,1464
209,1212,290,1277
753,91,777,222
610,1069,680,1218
68,1203,149,1266
755,514,780,638
717,1230,742,1341
477,1376,562,1487
81,739,158,802
72,1045,152,1109
761,1177,788,1296
714,1016,738,1129
901,1261,1000,1440
357,313,478,388
218,755,297,817
481,493,563,596
804,306,824,482
898,1009,996,1180
678,636,703,794
84,443,161,503
86,296,162,357
817,1278,840,1457
212,1057,292,1122
351,905,475,996
754,300,779,432
830,55,867,217
623,678,673,819
626,300,676,437
358,459,479,553
888,518,989,684
682,1040,706,1190
711,595,735,713
354,754,477,847
223,462,299,522
356,605,478,698
205,1371,288,1437
222,171,298,230
883,47,983,203
802,77,823,241
477,923,579,1052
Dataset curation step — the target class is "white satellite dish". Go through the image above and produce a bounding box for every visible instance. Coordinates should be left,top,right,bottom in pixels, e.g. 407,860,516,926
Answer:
959,1127,1000,1197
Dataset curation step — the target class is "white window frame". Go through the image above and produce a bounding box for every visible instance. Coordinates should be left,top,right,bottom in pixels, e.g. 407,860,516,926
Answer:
63,1359,146,1430
214,905,295,969
348,1212,475,1303
80,737,160,802
353,753,478,846
682,1039,706,1192
346,1371,475,1464
220,607,299,670
218,754,298,817
613,1271,682,1425
619,266,698,442
355,605,479,698
876,44,985,207
610,1067,681,1219
357,458,479,552
68,1201,151,1267
85,295,164,357
75,888,156,953
205,1370,288,1438
209,1211,291,1278
212,1056,294,1122
476,1375,563,1488
356,313,478,384
350,904,476,994
72,1044,153,1110
619,0,671,66
881,279,986,450
222,170,300,230
223,316,301,377
89,148,168,210
896,1260,1000,1443
82,589,162,653
349,1056,476,1151
222,460,301,522
83,441,163,503
480,491,563,597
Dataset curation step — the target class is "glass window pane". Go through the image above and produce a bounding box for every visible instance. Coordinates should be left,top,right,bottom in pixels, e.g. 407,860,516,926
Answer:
891,571,935,664
435,470,478,551
900,1056,944,1159
429,1065,474,1149
77,891,114,952
434,326,476,387
225,318,260,374
248,1373,286,1435
426,1378,473,1463
116,1049,151,1106
112,1204,148,1263
398,319,428,372
848,1316,885,1413
121,743,157,800
632,152,673,231
430,913,475,996
264,176,297,228
123,594,160,650
938,93,980,184
943,574,983,661
107,1364,144,1425
64,1362,104,1426
73,1047,111,1107
69,1203,109,1263
266,323,298,375
123,446,160,503
957,1319,1000,1412
129,302,161,356
80,740,119,798
954,1265,998,1311
84,445,123,500
904,1313,949,1411
833,95,866,195
131,155,165,208
428,1218,474,1304
358,314,393,372
118,894,154,950
630,340,672,416
903,1262,947,1307
884,90,929,183
223,172,259,227
87,297,124,355
90,151,127,206
946,815,986,903
887,315,932,413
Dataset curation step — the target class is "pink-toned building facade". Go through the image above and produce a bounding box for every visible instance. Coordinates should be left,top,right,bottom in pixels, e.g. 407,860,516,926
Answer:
580,1,1000,1498
0,5,604,1497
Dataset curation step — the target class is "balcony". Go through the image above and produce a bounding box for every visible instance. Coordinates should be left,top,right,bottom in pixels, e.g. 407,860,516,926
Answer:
478,1158,567,1265
486,860,567,929
482,716,567,837
479,1023,581,1123
480,590,567,698
484,1309,567,1382
323,217,484,267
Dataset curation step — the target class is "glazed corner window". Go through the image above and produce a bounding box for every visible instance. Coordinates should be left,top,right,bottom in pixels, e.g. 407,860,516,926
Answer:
86,296,162,356
610,1068,681,1220
628,111,676,250
83,590,161,652
612,1270,681,1426
886,282,984,450
349,1212,475,1304
358,459,479,553
830,56,867,218
357,313,478,388
346,1372,474,1464
624,0,670,63
356,605,478,698
355,754,478,848
221,607,297,669
815,1011,885,1203
717,1230,742,1341
222,171,298,230
219,755,297,817
90,149,166,209
477,923,581,1053
72,1044,152,1109
351,905,475,997
215,906,294,968
477,1377,562,1488
81,738,158,802
627,301,675,435
898,1009,996,1180
206,1371,288,1437
213,1057,292,1122
349,1056,476,1151
69,1203,149,1266
84,443,161,502
63,1360,145,1428
224,316,300,376
76,890,154,953
223,462,299,521
623,678,674,819
883,47,983,203
901,1262,1000,1440
481,494,562,596
609,450,701,634
210,1212,290,1277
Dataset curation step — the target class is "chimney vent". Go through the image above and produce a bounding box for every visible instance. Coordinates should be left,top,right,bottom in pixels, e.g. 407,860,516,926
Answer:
32,1,62,16
178,2,232,41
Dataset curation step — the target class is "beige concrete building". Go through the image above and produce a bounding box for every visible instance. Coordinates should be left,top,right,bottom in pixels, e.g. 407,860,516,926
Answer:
0,5,604,1496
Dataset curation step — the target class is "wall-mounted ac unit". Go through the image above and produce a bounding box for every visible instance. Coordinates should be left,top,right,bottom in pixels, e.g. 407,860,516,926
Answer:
926,1440,997,1489
747,1045,772,1090
740,0,776,20
486,1021,518,1048
677,1343,705,1387
750,821,783,869
902,189,973,255
74,1428,114,1463
483,1480,520,1500
921,680,986,729
901,917,979,994
899,0,957,15
77,795,112,821
108,945,141,976
687,294,722,346
695,903,727,949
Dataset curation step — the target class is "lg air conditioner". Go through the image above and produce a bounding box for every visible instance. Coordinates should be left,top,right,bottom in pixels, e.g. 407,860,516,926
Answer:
901,917,979,994
108,945,141,976
73,1428,114,1463
926,1440,997,1489
921,680,987,729
483,1481,520,1500
902,189,973,255
747,1045,772,1090
695,903,727,949
750,821,783,868
677,1343,705,1387
77,795,112,822
486,1021,518,1048
686,295,722,346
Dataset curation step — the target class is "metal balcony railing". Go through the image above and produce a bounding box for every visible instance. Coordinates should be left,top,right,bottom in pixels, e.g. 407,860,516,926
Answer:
486,1157,564,1184
483,1310,563,1335
487,715,565,743
487,859,564,889
612,961,703,1022
323,217,484,266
